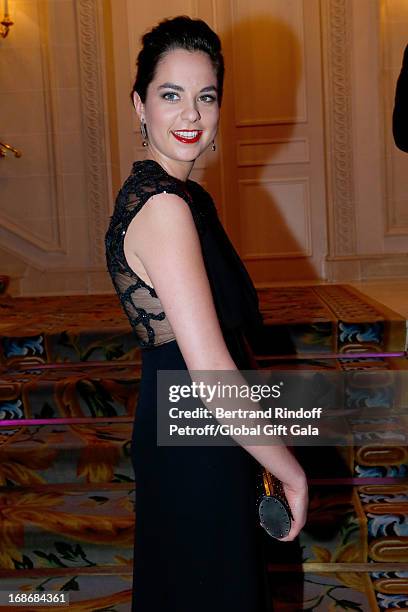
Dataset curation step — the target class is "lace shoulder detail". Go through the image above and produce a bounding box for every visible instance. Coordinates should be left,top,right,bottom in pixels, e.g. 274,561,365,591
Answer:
122,161,204,228
105,160,204,348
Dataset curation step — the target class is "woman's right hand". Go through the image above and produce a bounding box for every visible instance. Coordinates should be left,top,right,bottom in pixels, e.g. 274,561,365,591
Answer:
247,443,309,541
274,470,309,541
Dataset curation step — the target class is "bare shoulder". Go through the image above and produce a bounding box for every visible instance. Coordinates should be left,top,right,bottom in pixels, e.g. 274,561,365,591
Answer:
128,190,194,231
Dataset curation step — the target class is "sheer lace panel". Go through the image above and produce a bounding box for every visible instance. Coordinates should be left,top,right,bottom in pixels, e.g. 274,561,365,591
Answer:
114,269,175,347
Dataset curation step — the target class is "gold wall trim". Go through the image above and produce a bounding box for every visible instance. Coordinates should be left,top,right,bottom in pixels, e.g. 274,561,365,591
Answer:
76,0,110,266
321,0,357,257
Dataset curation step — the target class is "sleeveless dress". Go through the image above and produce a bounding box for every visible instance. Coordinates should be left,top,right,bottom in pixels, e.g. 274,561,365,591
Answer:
105,159,272,612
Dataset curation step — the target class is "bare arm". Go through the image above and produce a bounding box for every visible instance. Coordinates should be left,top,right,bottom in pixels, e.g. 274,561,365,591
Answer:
125,192,236,371
124,192,308,539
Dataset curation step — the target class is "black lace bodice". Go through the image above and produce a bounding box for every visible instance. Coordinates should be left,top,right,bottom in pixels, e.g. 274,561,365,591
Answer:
105,159,263,349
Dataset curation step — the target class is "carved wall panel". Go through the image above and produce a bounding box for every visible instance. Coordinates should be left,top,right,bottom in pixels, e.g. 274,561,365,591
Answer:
237,138,310,167
320,0,356,258
76,0,111,265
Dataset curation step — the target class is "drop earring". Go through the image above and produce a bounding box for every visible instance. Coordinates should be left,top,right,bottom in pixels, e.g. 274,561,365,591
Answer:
140,120,148,147
212,141,216,151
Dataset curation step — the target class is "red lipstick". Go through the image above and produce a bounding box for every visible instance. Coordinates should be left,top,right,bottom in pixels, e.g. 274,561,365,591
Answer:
171,130,203,144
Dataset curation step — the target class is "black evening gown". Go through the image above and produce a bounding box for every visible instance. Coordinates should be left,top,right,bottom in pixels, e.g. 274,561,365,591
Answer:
105,159,272,611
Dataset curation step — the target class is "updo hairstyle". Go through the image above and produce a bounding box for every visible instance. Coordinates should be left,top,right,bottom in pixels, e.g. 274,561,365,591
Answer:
130,16,225,105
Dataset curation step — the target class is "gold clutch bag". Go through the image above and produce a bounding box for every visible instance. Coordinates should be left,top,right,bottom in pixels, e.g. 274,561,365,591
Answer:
257,469,294,539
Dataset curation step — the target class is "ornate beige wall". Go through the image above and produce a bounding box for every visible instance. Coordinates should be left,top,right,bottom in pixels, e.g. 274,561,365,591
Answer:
1,0,407,294
324,0,408,280
0,0,112,294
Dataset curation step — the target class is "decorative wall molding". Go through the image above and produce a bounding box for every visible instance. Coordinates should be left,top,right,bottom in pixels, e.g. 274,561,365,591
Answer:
326,252,408,280
237,137,310,166
385,225,408,237
76,0,110,266
321,0,357,257
327,252,408,262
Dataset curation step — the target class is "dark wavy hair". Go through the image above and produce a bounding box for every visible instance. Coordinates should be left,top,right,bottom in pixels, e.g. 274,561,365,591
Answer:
130,16,224,105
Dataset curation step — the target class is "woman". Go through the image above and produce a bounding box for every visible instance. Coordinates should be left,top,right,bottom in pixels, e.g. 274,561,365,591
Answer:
105,16,308,611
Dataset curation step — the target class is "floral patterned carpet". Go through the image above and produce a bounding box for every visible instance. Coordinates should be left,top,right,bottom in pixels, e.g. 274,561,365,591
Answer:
0,285,407,611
